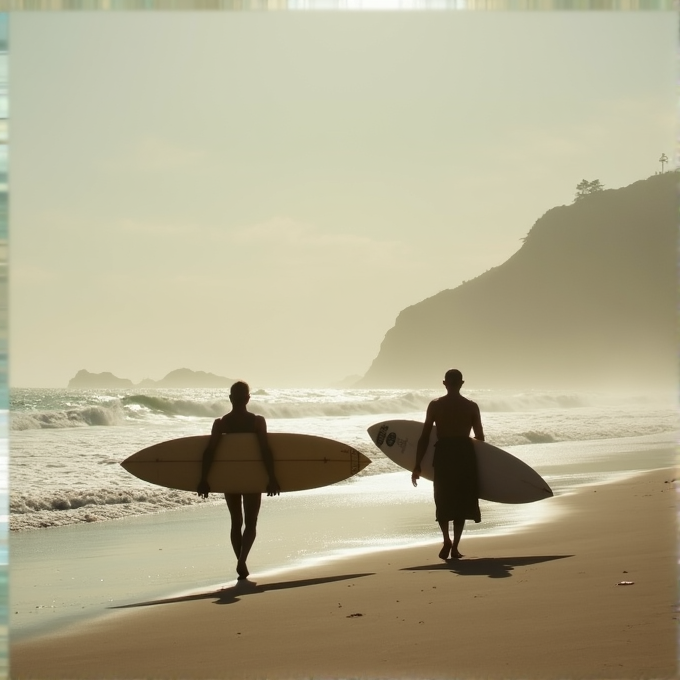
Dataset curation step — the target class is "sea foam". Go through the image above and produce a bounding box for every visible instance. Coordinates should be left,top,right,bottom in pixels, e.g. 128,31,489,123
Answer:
9,387,677,531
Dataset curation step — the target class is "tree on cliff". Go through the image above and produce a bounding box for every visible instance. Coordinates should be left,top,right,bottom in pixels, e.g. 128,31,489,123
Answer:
574,179,604,202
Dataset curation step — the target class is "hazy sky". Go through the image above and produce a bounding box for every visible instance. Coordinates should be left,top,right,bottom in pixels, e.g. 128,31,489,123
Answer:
9,11,676,388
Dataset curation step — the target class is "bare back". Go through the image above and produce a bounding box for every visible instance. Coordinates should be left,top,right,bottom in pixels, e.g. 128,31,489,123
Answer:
412,375,485,490
429,394,483,440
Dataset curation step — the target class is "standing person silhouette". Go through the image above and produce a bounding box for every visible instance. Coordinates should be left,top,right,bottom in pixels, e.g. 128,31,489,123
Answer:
411,369,484,559
197,381,280,580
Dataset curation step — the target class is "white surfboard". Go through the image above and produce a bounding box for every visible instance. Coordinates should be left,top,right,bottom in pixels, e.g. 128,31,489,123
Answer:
367,420,552,504
121,433,371,494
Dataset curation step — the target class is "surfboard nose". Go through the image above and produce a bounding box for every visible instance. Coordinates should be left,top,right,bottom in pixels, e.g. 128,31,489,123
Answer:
367,421,392,450
366,421,386,446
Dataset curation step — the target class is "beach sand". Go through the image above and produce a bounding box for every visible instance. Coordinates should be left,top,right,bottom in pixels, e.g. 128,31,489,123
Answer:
10,467,677,680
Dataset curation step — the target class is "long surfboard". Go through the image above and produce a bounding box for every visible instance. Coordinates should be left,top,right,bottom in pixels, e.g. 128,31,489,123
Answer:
367,420,552,504
121,433,371,493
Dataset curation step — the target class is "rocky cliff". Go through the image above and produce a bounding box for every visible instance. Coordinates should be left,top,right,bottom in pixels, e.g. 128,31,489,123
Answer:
358,172,677,390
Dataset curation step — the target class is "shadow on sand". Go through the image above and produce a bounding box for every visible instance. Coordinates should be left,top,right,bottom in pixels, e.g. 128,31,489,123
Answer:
402,555,572,579
110,572,375,610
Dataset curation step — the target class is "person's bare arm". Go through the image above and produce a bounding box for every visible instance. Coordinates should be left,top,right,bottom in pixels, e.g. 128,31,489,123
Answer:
197,419,222,498
412,402,435,487
471,403,485,441
255,416,280,496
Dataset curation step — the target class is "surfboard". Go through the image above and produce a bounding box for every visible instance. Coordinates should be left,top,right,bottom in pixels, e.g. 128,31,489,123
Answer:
367,419,552,504
121,433,371,494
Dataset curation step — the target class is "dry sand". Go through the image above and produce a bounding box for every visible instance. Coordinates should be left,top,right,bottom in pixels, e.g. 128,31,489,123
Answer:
10,467,677,680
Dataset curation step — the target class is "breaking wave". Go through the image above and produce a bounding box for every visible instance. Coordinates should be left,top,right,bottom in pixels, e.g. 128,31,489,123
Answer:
10,388,629,431
122,394,228,418
10,487,209,531
11,403,127,431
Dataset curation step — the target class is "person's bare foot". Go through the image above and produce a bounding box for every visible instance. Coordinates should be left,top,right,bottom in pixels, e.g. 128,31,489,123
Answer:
236,561,249,580
450,547,463,559
438,543,452,560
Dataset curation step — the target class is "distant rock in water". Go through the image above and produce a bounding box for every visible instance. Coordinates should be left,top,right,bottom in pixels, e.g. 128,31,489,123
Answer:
148,368,235,388
68,368,235,389
68,370,134,389
358,172,677,390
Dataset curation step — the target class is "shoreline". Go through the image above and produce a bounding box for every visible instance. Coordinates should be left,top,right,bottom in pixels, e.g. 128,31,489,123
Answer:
19,431,667,645
10,466,562,643
11,429,676,533
10,466,677,679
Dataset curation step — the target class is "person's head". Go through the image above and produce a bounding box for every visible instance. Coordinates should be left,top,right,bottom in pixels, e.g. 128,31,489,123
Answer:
443,369,464,391
229,381,251,407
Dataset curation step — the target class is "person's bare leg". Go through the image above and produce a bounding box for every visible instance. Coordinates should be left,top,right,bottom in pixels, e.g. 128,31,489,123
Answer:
236,493,262,579
451,518,465,558
225,493,243,559
438,520,452,559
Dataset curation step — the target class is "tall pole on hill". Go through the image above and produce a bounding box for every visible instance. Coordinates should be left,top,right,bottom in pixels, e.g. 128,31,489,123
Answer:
659,153,668,173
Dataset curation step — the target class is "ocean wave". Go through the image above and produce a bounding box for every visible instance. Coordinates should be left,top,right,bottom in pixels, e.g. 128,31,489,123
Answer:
122,394,229,418
476,393,589,412
9,392,435,429
9,388,674,433
125,389,647,420
121,391,435,420
9,450,401,531
9,487,209,530
251,394,431,419
10,403,127,431
485,419,678,447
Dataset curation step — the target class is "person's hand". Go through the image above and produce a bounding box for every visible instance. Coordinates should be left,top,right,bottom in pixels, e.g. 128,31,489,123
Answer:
197,480,210,498
266,477,281,497
411,465,421,487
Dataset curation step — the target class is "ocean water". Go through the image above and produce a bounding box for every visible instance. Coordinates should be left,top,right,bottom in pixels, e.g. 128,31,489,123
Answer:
10,387,677,531
9,387,677,641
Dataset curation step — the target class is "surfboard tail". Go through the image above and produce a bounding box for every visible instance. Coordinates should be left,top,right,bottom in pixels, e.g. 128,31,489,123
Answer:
348,448,371,475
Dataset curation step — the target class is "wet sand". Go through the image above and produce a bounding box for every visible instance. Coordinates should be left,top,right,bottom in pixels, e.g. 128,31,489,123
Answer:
10,467,677,679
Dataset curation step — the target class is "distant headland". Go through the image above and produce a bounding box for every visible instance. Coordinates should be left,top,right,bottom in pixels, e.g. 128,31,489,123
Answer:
68,368,236,389
357,171,677,390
